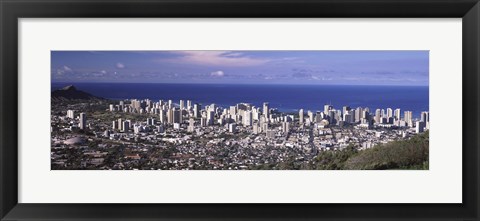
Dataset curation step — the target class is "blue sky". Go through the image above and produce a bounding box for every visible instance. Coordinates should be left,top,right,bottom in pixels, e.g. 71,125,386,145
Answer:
51,51,429,86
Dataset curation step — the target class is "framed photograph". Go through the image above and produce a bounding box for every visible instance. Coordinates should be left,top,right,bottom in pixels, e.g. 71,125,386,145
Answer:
1,0,479,220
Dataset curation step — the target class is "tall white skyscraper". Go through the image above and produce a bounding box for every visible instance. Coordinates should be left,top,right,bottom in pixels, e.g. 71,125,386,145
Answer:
404,111,413,126
394,108,401,120
307,111,314,123
299,109,304,124
375,109,381,123
228,123,237,133
387,108,393,118
229,106,237,116
324,104,332,114
66,110,75,119
355,107,363,122
282,121,290,134
342,106,350,117
194,103,200,118
243,110,253,126
159,109,166,123
263,102,269,119
118,118,123,131
187,118,195,132
179,100,185,110
79,113,86,130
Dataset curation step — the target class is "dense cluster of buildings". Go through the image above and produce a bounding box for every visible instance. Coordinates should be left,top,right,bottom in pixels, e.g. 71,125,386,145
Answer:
51,98,429,170
105,99,429,135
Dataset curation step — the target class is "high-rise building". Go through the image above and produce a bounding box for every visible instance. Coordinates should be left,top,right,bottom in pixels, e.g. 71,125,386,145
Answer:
243,110,252,126
229,106,237,116
375,109,381,123
66,110,75,119
328,110,336,124
118,118,123,131
194,103,201,118
252,108,261,121
416,121,426,133
421,111,429,123
315,111,323,123
228,123,237,133
172,108,181,124
307,111,314,123
394,108,401,120
355,107,363,122
179,100,185,110
324,104,332,114
198,117,205,127
282,122,290,134
362,110,369,120
404,111,413,126
109,104,114,112
79,113,86,130
187,118,195,132
159,109,166,123
207,110,215,126
344,110,354,123
253,122,261,134
263,102,269,119
299,109,304,124
387,108,393,118
186,100,192,110
167,108,174,124
112,121,118,130
130,99,142,112
342,106,350,116
122,120,130,132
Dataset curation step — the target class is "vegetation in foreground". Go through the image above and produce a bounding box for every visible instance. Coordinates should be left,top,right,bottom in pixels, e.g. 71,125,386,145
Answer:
307,131,429,170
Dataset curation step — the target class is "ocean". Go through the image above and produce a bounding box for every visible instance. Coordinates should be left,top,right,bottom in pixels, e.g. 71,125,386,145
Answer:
52,83,429,118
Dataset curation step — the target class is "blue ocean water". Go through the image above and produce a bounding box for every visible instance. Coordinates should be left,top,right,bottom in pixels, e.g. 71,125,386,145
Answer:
52,83,429,118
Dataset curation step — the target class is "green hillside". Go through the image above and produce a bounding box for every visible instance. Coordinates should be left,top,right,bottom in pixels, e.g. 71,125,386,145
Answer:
314,131,429,170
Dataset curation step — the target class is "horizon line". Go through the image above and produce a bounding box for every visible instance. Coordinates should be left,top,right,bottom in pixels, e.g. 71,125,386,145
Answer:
51,81,429,87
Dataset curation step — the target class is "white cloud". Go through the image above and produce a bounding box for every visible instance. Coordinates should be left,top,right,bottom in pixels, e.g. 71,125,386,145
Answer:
161,51,270,67
116,62,125,69
100,70,107,74
56,65,73,76
210,71,225,77
63,65,72,71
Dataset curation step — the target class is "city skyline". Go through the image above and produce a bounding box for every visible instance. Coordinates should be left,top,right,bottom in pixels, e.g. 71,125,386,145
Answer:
51,91,430,170
51,51,429,86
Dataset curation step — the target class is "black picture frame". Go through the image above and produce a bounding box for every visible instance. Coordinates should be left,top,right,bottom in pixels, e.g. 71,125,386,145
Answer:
1,0,479,220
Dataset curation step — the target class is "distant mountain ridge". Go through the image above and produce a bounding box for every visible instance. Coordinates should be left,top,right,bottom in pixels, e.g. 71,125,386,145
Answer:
51,85,103,101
